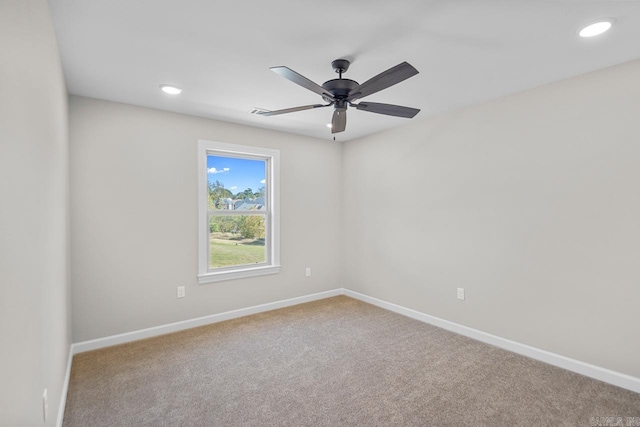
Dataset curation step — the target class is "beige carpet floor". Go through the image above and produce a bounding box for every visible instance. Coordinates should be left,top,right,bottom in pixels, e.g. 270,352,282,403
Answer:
63,296,639,426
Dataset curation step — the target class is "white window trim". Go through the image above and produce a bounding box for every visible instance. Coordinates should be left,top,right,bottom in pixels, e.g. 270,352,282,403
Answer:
197,139,280,284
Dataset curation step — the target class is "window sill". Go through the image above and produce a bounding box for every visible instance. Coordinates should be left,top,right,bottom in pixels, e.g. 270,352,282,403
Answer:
198,265,281,284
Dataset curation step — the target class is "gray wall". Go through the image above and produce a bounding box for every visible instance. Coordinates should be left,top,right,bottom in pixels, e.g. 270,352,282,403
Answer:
342,59,640,378
0,0,71,425
69,96,343,342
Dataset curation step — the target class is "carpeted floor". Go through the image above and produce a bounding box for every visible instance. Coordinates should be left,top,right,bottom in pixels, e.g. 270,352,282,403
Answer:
63,296,639,426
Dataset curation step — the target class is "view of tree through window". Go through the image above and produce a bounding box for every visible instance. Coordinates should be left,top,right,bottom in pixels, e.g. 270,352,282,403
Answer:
207,155,267,269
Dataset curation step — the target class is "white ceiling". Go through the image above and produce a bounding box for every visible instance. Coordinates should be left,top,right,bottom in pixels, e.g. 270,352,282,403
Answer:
49,0,640,142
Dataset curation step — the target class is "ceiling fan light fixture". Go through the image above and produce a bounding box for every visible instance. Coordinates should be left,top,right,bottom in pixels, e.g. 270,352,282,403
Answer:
159,84,183,95
579,20,614,38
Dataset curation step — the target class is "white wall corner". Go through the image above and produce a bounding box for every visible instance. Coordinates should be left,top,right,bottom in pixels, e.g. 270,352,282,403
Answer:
56,346,73,427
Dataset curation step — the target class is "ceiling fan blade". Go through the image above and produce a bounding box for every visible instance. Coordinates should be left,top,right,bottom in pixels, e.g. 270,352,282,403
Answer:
271,66,335,101
256,104,330,117
355,102,420,118
347,62,418,101
331,109,346,134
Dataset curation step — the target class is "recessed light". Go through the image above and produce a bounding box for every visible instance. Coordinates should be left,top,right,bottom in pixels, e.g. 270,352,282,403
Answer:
159,84,182,95
579,20,614,38
326,123,332,128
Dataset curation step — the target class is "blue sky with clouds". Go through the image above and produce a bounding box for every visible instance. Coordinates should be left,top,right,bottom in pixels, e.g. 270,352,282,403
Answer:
207,155,265,195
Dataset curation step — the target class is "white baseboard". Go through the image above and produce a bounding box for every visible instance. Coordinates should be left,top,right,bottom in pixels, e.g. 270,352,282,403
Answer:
72,288,343,354
343,289,640,394
56,345,73,427
69,287,640,395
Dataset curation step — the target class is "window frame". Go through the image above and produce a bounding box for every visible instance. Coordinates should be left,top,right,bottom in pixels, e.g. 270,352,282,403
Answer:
197,139,280,284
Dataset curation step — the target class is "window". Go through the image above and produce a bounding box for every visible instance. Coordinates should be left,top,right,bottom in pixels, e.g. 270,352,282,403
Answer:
198,140,280,283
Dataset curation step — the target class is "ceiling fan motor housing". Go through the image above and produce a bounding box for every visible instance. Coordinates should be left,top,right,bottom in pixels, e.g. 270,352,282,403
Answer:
322,78,359,104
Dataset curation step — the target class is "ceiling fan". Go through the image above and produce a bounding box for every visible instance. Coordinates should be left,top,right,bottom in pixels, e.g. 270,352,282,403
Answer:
257,59,420,134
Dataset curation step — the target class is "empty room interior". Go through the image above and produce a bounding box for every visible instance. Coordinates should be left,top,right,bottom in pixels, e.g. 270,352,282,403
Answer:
2,0,640,425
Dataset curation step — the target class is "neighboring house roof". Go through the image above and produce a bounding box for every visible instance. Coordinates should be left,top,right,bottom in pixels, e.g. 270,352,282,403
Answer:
233,199,265,211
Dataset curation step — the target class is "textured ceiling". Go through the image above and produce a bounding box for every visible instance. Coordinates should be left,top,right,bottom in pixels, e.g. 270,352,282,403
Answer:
49,0,640,141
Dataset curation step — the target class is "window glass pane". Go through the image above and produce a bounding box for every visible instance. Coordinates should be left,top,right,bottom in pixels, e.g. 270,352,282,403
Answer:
199,140,279,283
209,214,266,269
207,155,266,211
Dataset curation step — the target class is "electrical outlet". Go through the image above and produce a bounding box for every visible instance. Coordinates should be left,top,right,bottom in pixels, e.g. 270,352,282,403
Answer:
177,286,185,298
42,388,48,422
457,288,465,301
305,267,311,277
